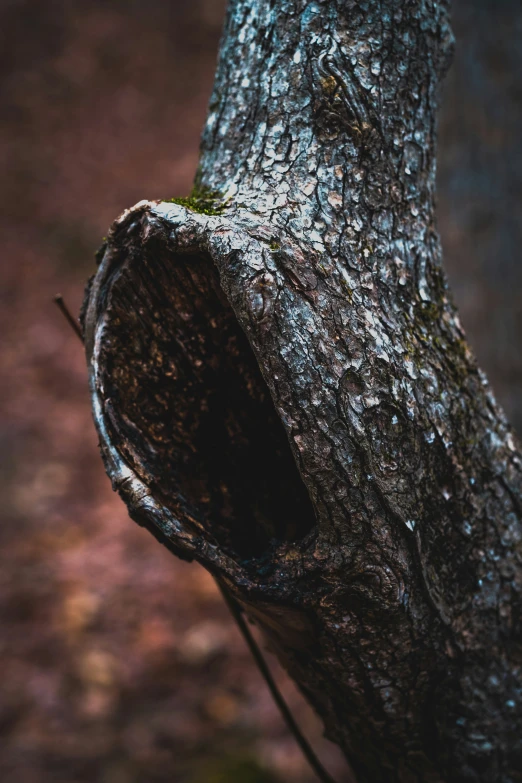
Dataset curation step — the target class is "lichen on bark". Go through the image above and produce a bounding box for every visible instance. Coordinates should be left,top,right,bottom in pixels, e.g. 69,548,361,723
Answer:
83,1,522,781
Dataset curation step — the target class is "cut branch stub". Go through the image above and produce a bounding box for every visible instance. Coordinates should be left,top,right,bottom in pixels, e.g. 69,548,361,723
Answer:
87,203,316,568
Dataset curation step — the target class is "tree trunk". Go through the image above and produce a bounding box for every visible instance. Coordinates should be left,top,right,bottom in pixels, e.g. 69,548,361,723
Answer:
82,1,522,781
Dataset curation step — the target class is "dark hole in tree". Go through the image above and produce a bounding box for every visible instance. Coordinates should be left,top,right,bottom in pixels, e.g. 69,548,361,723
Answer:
99,244,316,561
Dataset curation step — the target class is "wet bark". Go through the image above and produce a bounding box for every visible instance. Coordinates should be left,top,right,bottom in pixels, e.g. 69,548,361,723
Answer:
82,1,522,781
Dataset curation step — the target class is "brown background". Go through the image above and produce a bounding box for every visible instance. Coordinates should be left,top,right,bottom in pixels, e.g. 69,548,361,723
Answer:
1,1,520,781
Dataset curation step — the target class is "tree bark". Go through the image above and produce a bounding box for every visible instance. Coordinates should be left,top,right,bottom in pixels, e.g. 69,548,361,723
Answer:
82,1,522,781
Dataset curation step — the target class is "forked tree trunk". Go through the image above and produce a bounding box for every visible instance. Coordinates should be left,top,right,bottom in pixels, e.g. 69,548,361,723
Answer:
82,1,522,780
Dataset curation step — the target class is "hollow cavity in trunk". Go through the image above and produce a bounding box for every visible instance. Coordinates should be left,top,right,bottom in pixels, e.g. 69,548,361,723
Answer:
99,246,316,561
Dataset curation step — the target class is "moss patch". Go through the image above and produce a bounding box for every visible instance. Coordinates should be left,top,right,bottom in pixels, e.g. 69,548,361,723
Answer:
165,184,227,216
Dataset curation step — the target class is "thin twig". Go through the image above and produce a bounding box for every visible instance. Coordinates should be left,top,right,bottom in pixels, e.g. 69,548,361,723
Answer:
53,294,83,341
53,294,338,783
216,580,337,783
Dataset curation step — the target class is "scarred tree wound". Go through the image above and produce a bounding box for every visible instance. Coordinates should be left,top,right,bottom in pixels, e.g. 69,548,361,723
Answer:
82,1,522,781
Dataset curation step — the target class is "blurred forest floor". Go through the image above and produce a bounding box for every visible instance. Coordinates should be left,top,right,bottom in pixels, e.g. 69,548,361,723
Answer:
0,1,521,782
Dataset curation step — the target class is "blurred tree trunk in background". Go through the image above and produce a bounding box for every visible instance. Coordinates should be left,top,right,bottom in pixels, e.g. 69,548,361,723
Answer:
439,0,522,437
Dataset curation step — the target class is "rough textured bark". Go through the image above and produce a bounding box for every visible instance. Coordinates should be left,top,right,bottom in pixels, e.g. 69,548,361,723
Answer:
82,1,522,781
